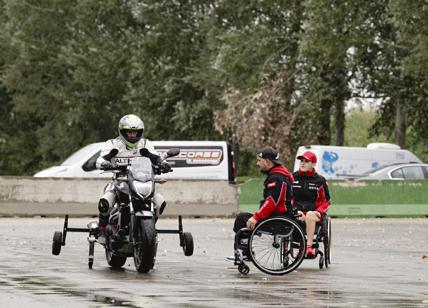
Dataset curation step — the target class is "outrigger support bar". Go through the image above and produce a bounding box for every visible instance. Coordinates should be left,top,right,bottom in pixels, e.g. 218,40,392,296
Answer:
156,215,183,234
62,214,90,246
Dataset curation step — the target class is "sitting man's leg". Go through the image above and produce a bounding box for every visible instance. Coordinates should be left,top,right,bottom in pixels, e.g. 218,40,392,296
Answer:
227,212,253,262
298,211,321,257
233,212,253,233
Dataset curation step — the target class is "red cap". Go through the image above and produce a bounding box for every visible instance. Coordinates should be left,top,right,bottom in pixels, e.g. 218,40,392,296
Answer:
297,151,317,163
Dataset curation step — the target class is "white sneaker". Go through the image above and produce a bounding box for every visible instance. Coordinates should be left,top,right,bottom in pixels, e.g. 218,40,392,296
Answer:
226,256,236,262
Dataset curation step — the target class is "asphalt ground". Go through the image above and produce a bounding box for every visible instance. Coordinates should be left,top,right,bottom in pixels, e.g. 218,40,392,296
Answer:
0,217,427,307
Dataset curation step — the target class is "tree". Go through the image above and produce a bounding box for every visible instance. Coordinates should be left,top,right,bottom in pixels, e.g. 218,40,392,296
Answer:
127,1,223,140
211,0,307,173
215,70,317,168
353,0,428,158
298,0,361,146
389,0,428,156
1,0,76,173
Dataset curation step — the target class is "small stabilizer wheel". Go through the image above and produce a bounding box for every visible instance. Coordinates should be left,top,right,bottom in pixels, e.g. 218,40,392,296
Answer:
238,263,250,275
182,232,194,256
319,256,324,269
52,231,62,255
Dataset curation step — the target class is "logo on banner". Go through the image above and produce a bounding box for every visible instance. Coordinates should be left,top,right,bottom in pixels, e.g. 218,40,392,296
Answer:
156,147,223,167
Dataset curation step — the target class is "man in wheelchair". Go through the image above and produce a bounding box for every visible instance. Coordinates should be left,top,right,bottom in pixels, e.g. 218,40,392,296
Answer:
292,151,331,258
230,147,294,261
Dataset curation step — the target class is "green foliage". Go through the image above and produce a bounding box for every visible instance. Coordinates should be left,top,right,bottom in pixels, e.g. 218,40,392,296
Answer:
0,0,427,176
342,109,393,147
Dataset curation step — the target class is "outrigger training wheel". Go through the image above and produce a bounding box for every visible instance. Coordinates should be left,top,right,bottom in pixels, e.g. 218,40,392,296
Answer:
52,231,63,255
238,263,250,275
181,232,194,256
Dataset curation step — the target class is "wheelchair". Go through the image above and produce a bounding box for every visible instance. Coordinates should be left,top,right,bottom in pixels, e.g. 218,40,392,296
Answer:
299,214,332,269
232,214,331,275
233,216,307,275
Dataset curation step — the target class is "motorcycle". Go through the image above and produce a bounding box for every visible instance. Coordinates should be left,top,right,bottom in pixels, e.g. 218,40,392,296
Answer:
52,147,194,273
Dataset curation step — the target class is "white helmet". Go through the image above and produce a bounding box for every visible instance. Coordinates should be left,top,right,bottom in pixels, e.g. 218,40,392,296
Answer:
118,114,144,148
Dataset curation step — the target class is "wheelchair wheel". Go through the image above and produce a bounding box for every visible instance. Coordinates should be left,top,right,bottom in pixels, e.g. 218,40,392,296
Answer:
249,217,306,275
323,216,331,266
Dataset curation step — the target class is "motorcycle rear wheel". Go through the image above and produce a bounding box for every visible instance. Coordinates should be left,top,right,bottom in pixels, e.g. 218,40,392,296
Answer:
134,218,158,273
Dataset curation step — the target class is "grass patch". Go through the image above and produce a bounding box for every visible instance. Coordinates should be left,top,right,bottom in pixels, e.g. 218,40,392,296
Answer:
238,178,428,216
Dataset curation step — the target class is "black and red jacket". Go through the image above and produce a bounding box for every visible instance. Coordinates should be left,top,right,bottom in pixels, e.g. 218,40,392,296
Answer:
252,165,294,222
292,169,331,215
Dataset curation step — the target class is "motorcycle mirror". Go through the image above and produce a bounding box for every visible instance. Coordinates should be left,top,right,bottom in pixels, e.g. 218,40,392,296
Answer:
166,148,180,157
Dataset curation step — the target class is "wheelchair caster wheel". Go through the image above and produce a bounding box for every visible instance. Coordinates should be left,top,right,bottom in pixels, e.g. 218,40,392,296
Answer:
238,264,250,275
319,257,324,269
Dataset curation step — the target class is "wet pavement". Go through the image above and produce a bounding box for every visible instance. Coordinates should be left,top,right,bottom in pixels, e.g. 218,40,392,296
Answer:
0,217,427,307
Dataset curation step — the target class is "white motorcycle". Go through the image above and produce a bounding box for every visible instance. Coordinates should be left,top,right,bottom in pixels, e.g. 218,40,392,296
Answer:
52,148,194,273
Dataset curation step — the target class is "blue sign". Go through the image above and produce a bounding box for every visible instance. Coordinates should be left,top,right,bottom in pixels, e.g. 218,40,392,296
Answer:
322,151,339,174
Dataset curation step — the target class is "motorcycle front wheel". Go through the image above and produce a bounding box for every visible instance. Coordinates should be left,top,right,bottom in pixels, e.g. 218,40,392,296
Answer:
134,218,158,273
105,248,127,269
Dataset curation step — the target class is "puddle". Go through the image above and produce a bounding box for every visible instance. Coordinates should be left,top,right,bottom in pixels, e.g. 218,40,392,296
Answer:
4,274,141,307
88,294,141,307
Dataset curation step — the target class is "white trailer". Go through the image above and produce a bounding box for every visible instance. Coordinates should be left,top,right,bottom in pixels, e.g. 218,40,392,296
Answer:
293,143,422,179
34,141,236,182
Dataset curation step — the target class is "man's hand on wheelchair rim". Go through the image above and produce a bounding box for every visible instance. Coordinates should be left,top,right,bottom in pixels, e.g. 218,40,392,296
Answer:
246,217,257,230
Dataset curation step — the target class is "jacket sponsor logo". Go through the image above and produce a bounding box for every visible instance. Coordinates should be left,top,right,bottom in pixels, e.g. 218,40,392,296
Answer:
267,182,276,188
155,146,224,167
112,157,130,166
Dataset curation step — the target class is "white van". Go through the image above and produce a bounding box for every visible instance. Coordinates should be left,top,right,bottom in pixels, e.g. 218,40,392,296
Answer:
293,143,422,179
34,141,236,183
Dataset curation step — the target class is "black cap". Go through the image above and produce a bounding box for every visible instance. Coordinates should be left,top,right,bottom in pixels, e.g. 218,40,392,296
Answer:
257,147,283,165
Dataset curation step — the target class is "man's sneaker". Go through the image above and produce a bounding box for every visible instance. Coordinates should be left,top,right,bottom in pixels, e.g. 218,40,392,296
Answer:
226,256,236,262
306,246,316,258
226,255,251,262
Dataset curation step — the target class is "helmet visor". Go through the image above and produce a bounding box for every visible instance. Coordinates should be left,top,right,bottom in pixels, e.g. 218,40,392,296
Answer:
120,128,144,143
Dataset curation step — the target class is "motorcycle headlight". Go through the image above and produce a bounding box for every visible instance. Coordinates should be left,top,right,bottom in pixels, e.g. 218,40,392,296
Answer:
133,181,153,197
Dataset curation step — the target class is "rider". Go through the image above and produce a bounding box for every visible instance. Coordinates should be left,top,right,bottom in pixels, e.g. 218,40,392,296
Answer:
233,147,294,238
292,150,331,258
96,114,171,235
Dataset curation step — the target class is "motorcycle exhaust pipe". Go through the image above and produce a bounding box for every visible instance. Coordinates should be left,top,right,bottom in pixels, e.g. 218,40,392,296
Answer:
98,191,115,213
154,193,167,215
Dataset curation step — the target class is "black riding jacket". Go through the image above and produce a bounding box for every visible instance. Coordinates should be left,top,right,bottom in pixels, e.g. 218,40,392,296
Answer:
292,169,331,215
252,165,294,222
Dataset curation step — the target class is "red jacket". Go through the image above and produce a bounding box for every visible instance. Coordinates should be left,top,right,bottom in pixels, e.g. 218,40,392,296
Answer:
252,165,294,222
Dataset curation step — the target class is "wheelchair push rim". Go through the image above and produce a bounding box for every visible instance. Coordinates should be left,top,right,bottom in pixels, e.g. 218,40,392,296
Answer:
324,216,331,265
249,217,306,275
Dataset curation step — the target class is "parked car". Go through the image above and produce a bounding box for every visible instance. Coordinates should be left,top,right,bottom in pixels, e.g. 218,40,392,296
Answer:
360,163,428,180
293,143,422,180
34,141,236,183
